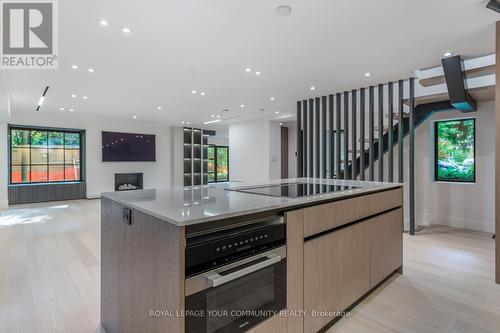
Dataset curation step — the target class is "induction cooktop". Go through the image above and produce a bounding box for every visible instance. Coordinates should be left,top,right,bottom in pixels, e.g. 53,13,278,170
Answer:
229,182,360,198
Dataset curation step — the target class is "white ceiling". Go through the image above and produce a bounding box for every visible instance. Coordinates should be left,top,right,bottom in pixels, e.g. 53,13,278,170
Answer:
1,0,498,126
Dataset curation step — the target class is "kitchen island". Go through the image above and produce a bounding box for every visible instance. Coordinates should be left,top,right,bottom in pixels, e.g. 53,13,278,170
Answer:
101,179,403,333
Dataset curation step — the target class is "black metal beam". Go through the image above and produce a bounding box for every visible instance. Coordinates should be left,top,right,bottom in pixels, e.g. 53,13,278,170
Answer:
378,84,384,181
388,82,394,182
441,55,477,112
409,78,415,235
369,86,375,181
329,95,334,178
303,100,308,178
398,81,404,183
315,97,320,178
343,92,349,180
351,90,357,180
322,96,327,178
360,88,365,181
309,99,314,178
335,93,341,179
297,101,303,177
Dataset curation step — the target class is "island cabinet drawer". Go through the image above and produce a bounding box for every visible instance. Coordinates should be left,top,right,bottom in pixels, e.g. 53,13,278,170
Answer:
303,187,403,238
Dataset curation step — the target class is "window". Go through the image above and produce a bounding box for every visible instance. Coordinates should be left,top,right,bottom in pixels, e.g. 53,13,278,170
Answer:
434,118,475,183
207,145,229,183
10,127,83,184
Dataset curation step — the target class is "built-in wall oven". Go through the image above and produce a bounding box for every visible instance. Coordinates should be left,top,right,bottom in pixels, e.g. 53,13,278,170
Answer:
185,216,286,333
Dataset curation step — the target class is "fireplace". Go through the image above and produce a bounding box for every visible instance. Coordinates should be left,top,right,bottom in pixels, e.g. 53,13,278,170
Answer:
115,173,144,191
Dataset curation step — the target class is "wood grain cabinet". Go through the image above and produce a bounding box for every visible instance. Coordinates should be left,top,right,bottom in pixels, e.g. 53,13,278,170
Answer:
303,208,403,333
368,208,403,287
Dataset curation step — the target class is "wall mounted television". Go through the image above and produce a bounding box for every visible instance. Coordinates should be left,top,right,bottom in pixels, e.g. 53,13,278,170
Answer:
102,131,156,162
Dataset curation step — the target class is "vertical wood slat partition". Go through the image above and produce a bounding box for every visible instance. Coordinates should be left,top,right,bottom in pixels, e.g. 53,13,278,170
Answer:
295,78,416,234
343,92,349,180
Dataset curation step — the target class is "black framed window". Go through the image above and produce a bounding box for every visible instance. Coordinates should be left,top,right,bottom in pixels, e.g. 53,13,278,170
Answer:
10,127,83,184
207,145,229,183
434,118,475,183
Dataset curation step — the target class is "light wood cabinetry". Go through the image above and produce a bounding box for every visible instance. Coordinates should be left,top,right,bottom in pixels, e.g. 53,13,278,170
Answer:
303,207,403,333
303,228,346,333
101,198,185,333
368,208,404,287
303,188,402,238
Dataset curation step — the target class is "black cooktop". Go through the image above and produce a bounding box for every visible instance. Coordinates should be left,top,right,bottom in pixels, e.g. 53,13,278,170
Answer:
231,182,360,198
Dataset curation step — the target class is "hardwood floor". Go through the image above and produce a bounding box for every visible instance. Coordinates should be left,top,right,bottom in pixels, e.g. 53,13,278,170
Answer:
0,200,499,333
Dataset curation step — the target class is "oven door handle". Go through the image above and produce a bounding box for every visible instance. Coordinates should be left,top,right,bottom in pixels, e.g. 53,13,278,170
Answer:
206,254,282,288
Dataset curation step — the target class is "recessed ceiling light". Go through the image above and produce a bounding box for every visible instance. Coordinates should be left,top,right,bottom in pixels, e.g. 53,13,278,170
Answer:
216,115,221,118
186,122,190,125
122,27,131,34
310,86,316,91
240,104,245,108
71,65,78,69
443,51,453,57
99,20,109,26
88,68,95,73
275,111,279,114
69,108,75,112
275,5,292,16
71,94,77,98
157,106,162,110
60,107,65,111
133,115,137,119
245,68,252,72
270,97,275,101
191,90,197,94
211,114,215,118
82,96,88,100
181,121,185,124
280,122,283,126
200,92,206,96
364,72,371,77
255,71,261,75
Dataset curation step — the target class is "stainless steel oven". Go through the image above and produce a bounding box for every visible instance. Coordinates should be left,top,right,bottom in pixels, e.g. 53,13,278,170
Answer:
185,217,286,333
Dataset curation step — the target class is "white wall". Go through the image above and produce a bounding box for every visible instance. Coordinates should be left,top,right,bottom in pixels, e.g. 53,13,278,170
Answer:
229,119,280,183
0,112,172,206
411,101,494,233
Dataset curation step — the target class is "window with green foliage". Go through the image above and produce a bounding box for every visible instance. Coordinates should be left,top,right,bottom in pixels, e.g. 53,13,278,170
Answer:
10,127,83,184
434,118,475,183
207,145,229,183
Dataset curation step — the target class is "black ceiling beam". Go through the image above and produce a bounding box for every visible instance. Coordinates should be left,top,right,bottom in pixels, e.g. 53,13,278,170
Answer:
441,55,477,112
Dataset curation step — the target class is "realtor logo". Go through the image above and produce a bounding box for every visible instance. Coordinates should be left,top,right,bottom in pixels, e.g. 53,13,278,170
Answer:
1,0,58,69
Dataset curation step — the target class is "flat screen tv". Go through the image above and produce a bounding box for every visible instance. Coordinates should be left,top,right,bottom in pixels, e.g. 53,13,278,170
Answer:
102,131,156,162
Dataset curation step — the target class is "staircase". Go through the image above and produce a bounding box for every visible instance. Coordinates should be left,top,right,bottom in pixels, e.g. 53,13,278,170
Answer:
346,100,454,179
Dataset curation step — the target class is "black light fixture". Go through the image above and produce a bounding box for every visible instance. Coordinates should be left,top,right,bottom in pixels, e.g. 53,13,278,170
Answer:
487,0,500,13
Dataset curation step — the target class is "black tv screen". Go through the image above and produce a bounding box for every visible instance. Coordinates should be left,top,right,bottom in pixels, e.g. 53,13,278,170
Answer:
102,131,156,162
